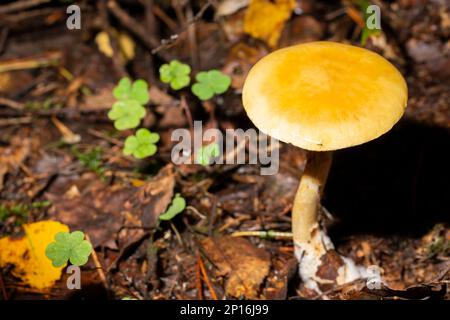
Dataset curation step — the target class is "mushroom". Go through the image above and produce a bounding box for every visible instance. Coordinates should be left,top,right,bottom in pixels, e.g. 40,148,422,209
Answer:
242,41,407,292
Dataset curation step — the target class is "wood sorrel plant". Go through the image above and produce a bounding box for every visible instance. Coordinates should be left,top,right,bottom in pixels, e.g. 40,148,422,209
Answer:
45,231,93,267
108,77,160,160
159,60,231,101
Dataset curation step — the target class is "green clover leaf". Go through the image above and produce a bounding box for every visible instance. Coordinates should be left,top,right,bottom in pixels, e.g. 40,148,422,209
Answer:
196,142,220,166
109,78,149,130
159,193,186,221
113,77,131,100
108,100,146,130
113,77,149,105
45,231,93,267
191,70,231,100
123,128,160,159
159,60,191,90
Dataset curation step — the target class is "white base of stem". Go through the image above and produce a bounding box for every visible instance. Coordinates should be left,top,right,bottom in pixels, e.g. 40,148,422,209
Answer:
294,224,382,294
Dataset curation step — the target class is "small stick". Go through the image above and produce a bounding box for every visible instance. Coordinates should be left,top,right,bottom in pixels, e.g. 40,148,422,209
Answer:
0,116,32,126
345,6,365,28
0,97,24,110
51,116,81,144
186,206,207,220
169,221,183,246
151,4,177,31
88,128,123,146
196,253,204,300
180,95,194,132
152,0,213,55
186,3,199,71
231,230,293,239
0,51,61,73
106,0,170,61
85,234,108,289
198,254,218,300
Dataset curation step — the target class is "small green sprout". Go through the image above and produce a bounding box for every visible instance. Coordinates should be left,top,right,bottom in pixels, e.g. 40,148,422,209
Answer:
0,204,28,225
191,70,231,100
72,146,105,176
0,205,9,222
123,128,160,159
159,193,186,221
45,231,93,267
0,203,51,225
196,142,220,166
108,77,149,130
31,200,51,209
159,60,191,90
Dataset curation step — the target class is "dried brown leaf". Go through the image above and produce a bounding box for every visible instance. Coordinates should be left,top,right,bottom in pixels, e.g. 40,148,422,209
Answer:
201,236,271,299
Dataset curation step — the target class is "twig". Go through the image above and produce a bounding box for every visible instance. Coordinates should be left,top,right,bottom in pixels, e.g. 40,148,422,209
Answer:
51,115,81,144
106,0,170,61
186,206,207,219
151,0,213,55
345,6,365,28
186,3,199,70
85,234,108,289
0,51,62,73
151,4,177,31
198,254,218,300
196,253,204,300
98,0,128,78
231,230,293,239
141,0,158,83
169,221,183,246
180,95,194,132
0,97,24,110
0,0,51,15
0,116,32,126
88,128,124,146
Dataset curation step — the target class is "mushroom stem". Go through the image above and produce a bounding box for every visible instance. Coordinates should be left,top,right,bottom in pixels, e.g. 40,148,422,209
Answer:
292,151,332,244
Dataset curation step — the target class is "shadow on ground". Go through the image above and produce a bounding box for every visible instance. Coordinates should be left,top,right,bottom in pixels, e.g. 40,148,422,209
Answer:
324,119,450,238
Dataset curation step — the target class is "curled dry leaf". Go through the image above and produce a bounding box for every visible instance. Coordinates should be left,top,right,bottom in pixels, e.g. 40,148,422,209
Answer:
201,236,271,299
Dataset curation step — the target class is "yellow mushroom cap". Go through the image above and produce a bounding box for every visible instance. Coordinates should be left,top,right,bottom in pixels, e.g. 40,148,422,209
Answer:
242,41,408,151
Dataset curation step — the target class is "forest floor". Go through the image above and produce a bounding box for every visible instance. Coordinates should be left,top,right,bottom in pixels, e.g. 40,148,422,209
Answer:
0,0,449,300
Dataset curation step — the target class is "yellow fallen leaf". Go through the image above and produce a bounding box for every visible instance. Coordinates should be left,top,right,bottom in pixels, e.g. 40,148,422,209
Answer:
0,221,69,290
95,30,135,62
118,32,135,61
95,31,114,58
244,0,296,47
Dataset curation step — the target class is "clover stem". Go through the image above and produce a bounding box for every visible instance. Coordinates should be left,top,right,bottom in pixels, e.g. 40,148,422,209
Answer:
292,151,332,244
